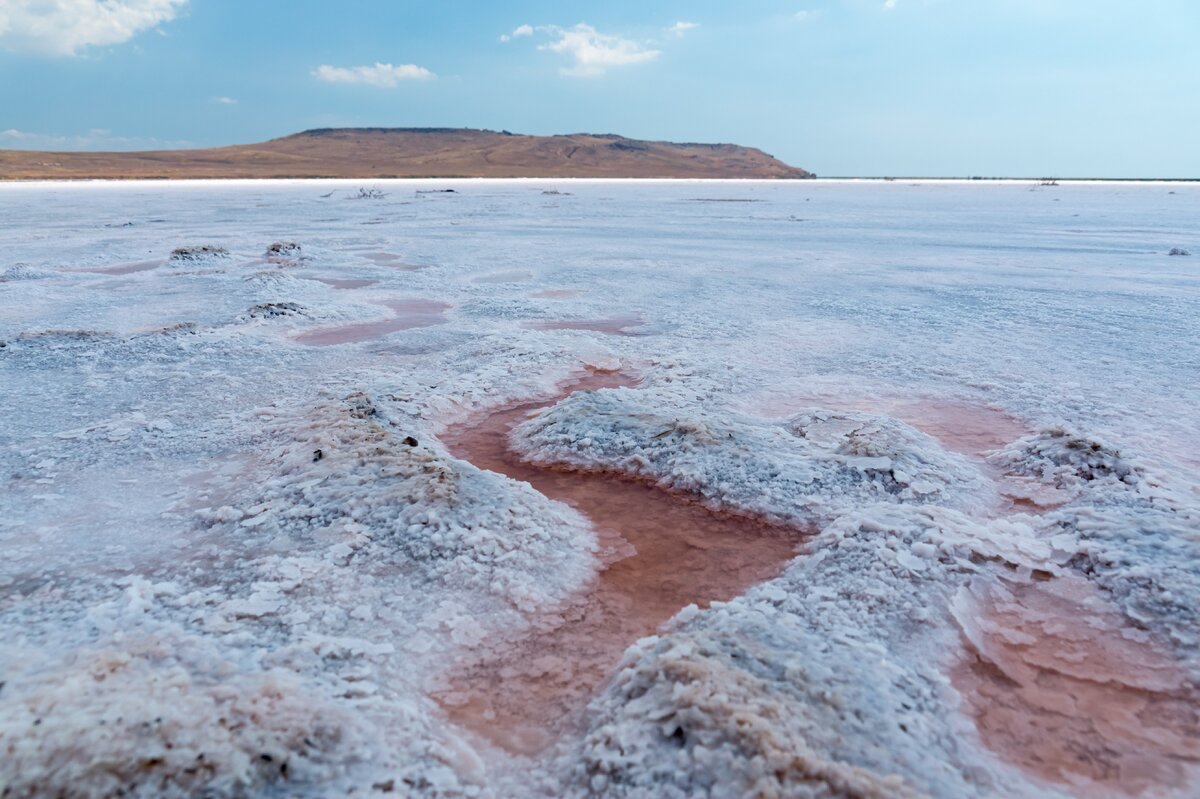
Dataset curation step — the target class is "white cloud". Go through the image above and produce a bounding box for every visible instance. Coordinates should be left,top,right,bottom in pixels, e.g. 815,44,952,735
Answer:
0,0,186,57
499,23,533,42
884,0,897,8
212,96,236,105
0,127,190,150
794,10,819,23
540,23,659,77
667,20,699,37
312,62,435,87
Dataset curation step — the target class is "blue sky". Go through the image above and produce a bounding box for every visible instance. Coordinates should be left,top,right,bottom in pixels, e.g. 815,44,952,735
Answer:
1,0,1198,177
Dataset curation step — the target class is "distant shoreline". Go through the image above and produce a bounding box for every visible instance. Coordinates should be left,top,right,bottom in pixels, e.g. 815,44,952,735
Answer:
0,128,813,181
1,177,1196,187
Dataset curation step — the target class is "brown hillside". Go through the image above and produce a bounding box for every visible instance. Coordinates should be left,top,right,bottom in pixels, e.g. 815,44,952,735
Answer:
0,128,813,180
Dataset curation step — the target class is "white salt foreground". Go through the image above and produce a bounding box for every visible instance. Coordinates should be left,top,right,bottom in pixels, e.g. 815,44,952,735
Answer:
0,180,1198,797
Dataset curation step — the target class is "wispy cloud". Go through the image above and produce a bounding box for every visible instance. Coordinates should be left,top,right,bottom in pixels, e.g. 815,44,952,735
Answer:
0,128,191,151
212,96,237,105
794,10,820,23
499,24,534,43
0,0,187,57
667,21,699,37
884,0,897,9
537,23,660,77
312,62,435,87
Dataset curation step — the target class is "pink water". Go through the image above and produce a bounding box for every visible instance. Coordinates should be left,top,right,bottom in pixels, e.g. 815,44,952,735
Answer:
293,299,449,346
358,252,424,270
528,289,584,300
80,259,164,275
437,372,800,755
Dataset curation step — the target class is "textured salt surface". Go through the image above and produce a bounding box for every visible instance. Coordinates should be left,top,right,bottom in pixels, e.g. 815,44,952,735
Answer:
310,277,380,290
438,372,799,756
528,289,584,299
524,315,644,336
1,180,1197,798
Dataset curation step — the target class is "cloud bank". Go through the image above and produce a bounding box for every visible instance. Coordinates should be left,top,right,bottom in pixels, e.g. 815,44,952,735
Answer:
0,0,186,56
312,62,435,87
539,23,660,77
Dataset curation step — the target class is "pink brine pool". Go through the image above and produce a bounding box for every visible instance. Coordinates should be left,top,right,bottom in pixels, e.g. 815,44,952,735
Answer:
435,372,800,755
294,299,449,346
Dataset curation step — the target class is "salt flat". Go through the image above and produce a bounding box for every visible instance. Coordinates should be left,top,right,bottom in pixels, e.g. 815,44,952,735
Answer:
1,179,1198,797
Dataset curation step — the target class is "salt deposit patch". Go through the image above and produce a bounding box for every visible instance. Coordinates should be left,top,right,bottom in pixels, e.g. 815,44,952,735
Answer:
524,315,645,337
472,271,533,284
309,277,379,290
528,289,584,300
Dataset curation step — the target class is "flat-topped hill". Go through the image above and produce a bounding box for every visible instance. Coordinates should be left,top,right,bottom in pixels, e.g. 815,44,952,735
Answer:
0,128,813,180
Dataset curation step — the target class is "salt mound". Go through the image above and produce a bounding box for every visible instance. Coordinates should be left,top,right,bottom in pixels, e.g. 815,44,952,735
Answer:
0,263,52,281
0,643,366,799
512,385,996,525
169,245,230,264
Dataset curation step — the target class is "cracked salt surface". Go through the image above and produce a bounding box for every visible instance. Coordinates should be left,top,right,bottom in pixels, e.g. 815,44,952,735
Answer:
1,179,1198,798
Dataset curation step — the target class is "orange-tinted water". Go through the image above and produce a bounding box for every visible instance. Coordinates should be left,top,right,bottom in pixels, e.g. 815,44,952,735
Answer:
437,373,800,755
81,259,164,275
952,575,1199,795
293,299,449,346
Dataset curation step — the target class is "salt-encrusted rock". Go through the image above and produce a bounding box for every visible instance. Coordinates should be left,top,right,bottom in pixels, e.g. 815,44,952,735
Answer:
243,301,307,320
169,245,230,264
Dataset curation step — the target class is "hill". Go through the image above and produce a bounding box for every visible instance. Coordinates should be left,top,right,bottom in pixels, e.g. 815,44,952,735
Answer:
0,128,813,180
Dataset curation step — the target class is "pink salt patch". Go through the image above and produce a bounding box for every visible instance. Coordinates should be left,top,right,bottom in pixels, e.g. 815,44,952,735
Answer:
79,259,165,275
357,252,424,271
310,277,380,290
293,299,449,346
748,393,1027,458
524,314,645,337
951,575,1199,795
436,372,799,755
358,251,404,263
528,289,584,299
472,271,533,284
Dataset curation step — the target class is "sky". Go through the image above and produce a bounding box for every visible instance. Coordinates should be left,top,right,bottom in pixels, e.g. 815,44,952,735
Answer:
1,0,1198,177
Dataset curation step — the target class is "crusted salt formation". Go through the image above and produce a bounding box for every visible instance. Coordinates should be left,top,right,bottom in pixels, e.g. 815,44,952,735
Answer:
242,301,308,320
265,241,304,263
229,388,601,613
512,384,998,526
0,263,51,281
0,635,368,799
551,497,1200,798
169,245,230,264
